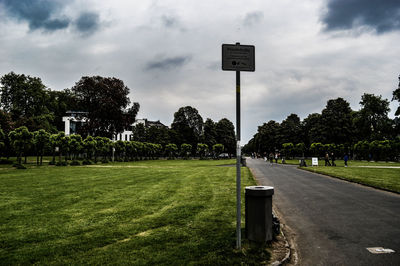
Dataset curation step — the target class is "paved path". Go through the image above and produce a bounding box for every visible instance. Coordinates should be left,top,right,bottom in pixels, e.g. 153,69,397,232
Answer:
246,158,400,266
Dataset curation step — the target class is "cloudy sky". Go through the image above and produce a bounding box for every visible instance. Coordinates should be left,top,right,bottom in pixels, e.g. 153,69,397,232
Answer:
1,0,400,143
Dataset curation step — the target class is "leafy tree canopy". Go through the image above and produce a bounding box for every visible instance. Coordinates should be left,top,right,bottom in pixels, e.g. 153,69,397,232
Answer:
71,76,140,138
171,106,203,146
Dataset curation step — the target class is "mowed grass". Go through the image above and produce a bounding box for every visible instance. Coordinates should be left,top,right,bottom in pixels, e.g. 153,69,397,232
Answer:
281,159,400,167
268,159,400,193
302,166,400,193
0,160,265,265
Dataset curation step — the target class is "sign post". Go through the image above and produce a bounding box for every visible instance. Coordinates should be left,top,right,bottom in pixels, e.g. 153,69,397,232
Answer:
222,42,255,249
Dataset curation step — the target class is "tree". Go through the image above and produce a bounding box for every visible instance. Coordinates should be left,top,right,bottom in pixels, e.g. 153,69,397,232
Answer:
203,118,217,148
0,110,14,134
213,144,224,159
69,134,83,160
60,135,70,162
302,113,324,145
279,114,302,145
83,135,97,160
47,89,79,132
180,143,192,159
215,118,236,155
8,126,33,164
354,93,392,140
49,133,58,164
146,126,170,146
33,129,50,165
94,136,107,162
197,143,209,159
0,128,5,158
392,75,400,116
310,142,324,158
71,76,140,138
0,72,55,132
295,142,306,157
282,143,294,159
114,140,126,161
165,143,178,159
255,120,281,155
171,106,203,148
320,98,354,144
132,123,147,142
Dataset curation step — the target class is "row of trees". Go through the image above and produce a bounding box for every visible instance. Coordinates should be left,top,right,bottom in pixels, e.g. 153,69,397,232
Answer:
0,73,237,156
278,139,400,161
130,106,236,155
0,126,228,165
244,80,400,159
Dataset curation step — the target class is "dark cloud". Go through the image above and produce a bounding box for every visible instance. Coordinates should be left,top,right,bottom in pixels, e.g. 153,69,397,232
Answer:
0,0,70,31
146,56,191,70
322,0,400,34
75,12,100,35
243,11,264,27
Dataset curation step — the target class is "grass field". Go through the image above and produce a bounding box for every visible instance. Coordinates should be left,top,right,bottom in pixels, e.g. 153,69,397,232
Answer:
280,159,400,167
301,166,400,193
260,158,400,193
0,160,269,265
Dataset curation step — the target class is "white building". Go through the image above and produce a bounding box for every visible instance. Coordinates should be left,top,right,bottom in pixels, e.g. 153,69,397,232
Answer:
62,112,166,141
62,111,88,136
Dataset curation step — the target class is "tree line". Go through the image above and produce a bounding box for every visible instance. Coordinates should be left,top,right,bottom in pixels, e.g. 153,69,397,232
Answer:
0,126,230,166
0,72,237,163
243,76,400,161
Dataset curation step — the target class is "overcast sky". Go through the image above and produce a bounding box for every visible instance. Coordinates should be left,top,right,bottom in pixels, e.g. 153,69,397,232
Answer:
1,0,400,143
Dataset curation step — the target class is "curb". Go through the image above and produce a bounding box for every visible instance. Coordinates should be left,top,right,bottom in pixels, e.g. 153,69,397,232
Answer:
269,227,291,266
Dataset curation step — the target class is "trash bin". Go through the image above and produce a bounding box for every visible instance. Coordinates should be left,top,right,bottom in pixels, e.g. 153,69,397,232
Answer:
245,186,274,242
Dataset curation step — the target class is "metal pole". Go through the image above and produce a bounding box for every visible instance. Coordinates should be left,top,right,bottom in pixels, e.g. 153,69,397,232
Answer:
236,68,241,249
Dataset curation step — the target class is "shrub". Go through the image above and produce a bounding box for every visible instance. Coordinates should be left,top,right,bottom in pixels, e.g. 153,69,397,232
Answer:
101,159,109,164
48,161,56,165
82,159,93,165
56,161,68,166
70,160,81,166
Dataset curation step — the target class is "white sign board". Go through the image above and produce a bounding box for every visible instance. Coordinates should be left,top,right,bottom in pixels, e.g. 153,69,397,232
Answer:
312,157,318,166
222,44,255,71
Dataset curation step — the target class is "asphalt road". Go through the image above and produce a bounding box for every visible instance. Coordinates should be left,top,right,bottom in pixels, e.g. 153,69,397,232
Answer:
246,158,400,266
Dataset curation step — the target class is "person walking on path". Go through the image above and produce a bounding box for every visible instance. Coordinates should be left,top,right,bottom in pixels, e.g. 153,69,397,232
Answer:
344,154,349,167
325,152,331,166
331,152,336,166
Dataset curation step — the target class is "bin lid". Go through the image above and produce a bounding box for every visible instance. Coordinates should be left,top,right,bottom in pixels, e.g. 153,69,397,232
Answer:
245,186,274,196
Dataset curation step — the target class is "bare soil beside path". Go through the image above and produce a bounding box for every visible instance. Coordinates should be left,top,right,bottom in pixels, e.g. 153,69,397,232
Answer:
246,158,400,266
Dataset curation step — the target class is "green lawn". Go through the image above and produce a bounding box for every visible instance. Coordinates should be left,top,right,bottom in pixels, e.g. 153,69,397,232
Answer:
280,159,400,167
0,160,271,265
301,166,400,193
269,158,400,193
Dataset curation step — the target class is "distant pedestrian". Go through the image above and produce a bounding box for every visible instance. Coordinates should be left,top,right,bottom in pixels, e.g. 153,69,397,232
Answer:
325,153,331,166
269,152,274,164
344,154,349,167
331,152,336,166
275,153,278,163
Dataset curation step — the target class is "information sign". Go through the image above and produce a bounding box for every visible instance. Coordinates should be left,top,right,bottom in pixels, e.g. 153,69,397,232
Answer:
222,44,255,71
